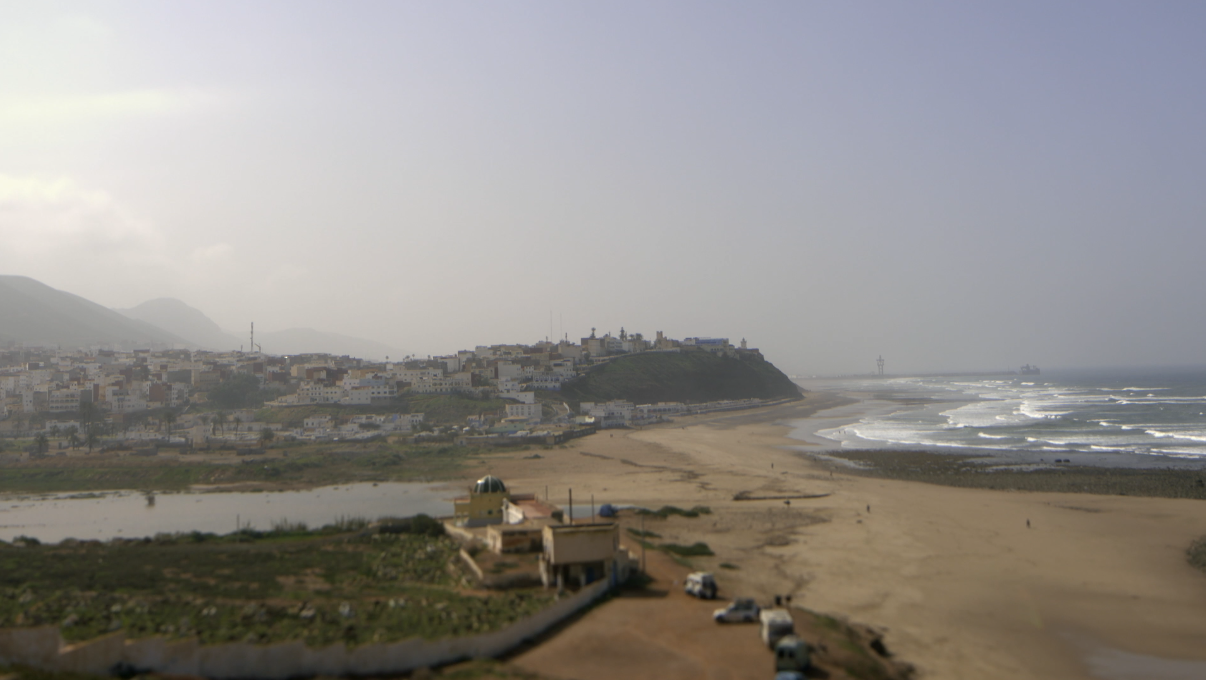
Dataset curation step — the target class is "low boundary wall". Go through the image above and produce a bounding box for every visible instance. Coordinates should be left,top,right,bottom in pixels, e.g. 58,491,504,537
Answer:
0,579,611,678
459,548,542,589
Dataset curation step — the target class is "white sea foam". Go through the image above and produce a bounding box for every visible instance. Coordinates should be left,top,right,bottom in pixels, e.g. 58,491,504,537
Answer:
1016,401,1070,419
803,373,1206,464
1148,448,1206,459
1027,437,1070,446
1145,429,1206,443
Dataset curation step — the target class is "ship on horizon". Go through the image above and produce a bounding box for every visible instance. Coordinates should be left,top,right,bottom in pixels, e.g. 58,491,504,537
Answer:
1019,364,1041,375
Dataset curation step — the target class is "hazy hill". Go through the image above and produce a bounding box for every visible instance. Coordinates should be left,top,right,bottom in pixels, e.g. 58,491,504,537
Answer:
0,276,188,349
255,327,402,361
117,298,241,351
119,298,404,360
560,351,802,406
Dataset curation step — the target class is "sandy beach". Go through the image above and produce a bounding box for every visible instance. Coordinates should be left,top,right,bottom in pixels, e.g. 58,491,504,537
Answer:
475,392,1206,680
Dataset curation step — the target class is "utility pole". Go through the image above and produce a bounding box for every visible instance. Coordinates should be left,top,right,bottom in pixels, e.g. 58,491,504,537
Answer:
640,513,646,575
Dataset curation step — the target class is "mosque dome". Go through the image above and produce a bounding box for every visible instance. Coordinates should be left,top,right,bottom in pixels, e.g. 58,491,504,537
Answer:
472,475,507,494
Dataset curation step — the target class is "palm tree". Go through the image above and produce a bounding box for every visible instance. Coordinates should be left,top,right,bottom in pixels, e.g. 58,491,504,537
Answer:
79,401,99,429
163,411,177,439
232,416,242,437
213,411,227,436
34,433,49,454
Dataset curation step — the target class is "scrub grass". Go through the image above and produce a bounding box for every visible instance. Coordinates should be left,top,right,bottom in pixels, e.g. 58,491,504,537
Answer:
0,526,554,648
658,542,714,557
625,528,661,539
635,505,711,519
1189,536,1206,575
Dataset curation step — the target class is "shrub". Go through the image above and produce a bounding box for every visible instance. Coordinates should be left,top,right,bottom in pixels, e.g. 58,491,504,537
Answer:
1189,535,1206,574
378,514,445,538
659,542,714,557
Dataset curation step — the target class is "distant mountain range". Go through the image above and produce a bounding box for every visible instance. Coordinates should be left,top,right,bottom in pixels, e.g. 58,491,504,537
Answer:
0,276,187,349
0,276,404,360
115,298,239,350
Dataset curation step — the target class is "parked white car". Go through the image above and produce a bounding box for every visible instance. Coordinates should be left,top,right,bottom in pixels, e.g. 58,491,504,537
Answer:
713,598,760,623
684,571,717,599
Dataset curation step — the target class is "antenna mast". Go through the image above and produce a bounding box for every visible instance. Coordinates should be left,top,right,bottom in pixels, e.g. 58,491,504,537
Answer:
877,355,885,376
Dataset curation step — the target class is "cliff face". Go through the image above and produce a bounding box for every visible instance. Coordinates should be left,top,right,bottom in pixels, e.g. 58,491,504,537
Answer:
559,351,801,406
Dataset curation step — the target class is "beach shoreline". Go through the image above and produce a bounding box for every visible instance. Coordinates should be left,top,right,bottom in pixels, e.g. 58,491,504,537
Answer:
480,390,1206,680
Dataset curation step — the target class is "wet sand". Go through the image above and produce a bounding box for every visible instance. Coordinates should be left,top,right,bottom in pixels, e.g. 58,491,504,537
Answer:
477,392,1206,680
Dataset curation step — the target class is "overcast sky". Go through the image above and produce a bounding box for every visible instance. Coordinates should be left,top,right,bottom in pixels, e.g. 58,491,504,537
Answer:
2,1,1205,374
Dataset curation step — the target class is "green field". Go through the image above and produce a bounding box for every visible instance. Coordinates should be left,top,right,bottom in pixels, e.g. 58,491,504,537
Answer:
0,526,554,647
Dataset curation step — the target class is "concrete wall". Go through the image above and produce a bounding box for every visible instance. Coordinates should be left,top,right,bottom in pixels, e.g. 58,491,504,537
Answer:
543,523,618,564
0,580,612,679
460,548,542,589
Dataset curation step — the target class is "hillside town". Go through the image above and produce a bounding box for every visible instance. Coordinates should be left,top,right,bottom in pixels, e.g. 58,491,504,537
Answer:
0,328,776,450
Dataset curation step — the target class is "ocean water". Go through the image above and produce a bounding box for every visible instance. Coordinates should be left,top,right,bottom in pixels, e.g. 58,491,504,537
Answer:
805,367,1206,468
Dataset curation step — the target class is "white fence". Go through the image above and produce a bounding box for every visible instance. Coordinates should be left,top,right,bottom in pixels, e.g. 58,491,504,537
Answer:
0,579,611,678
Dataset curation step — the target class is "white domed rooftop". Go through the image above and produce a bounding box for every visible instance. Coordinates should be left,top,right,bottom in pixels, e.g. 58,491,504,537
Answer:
473,475,507,494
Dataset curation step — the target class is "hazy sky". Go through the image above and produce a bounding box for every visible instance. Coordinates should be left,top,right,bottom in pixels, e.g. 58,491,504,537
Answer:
3,1,1205,374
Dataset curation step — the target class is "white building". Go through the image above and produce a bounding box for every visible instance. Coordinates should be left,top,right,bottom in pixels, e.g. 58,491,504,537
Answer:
295,381,345,404
410,373,473,394
580,400,634,427
505,402,542,423
340,383,397,405
500,390,536,404
48,388,84,413
636,402,685,417
495,361,522,380
303,415,332,429
531,374,567,391
105,389,147,413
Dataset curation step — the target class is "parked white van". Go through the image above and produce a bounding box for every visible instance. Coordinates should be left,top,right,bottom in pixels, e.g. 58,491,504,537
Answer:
684,571,717,599
759,608,795,648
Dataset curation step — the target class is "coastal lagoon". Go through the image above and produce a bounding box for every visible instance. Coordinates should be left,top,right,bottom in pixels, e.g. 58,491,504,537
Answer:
795,367,1206,469
0,482,452,543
